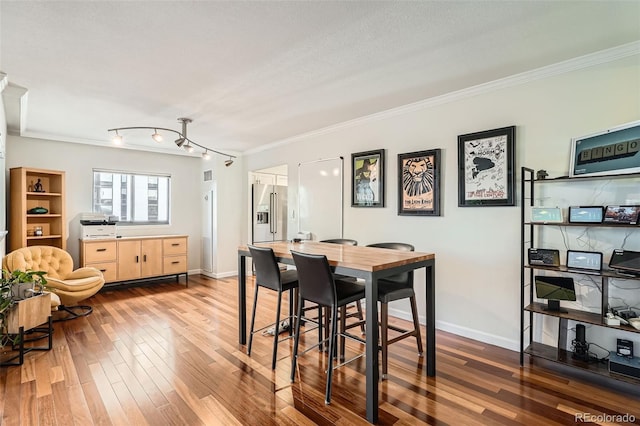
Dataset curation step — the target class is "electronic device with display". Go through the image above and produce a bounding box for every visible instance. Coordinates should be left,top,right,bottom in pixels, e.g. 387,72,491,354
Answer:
568,206,604,224
566,250,603,271
534,275,576,313
604,205,640,225
531,207,563,223
609,249,640,275
528,248,560,266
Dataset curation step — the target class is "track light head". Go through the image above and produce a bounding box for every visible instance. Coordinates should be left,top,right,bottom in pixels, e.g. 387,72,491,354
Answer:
174,137,186,148
152,129,163,142
202,151,211,160
224,159,233,167
112,132,123,145
184,143,194,153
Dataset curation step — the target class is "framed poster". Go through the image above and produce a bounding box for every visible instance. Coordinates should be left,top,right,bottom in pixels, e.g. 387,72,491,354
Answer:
351,149,384,207
569,120,640,178
397,149,441,216
458,126,515,207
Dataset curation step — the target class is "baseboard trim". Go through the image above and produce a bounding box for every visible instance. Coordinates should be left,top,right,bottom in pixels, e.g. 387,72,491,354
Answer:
387,305,519,352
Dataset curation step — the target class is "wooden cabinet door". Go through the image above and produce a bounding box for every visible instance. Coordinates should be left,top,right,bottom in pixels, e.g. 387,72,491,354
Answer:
117,240,141,281
141,239,163,277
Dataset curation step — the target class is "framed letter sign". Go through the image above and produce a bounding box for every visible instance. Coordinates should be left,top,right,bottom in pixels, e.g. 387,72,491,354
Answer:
398,149,441,216
458,126,516,207
569,120,640,178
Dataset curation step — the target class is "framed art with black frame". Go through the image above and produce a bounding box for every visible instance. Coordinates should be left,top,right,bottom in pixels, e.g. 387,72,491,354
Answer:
351,149,385,207
458,125,516,207
397,149,441,216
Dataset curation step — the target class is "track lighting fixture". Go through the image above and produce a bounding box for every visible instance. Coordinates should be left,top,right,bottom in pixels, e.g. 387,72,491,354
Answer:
107,117,236,163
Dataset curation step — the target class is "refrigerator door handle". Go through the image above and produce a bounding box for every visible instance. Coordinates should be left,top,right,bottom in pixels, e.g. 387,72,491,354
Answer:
272,193,278,235
269,193,275,234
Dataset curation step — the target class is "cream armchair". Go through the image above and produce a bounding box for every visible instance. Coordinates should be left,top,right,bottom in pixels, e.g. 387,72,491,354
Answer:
3,246,105,320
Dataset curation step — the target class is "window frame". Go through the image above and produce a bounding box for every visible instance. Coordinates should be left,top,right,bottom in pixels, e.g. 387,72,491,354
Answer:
92,169,171,226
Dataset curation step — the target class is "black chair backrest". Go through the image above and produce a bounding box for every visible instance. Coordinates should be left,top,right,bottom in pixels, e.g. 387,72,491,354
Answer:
366,242,414,285
249,245,282,291
291,251,336,307
320,238,358,246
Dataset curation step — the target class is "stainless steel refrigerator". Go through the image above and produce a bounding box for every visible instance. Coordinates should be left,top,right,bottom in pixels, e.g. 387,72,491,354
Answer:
252,184,287,243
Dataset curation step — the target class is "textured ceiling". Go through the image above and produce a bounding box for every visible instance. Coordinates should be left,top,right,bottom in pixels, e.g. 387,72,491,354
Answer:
1,1,639,157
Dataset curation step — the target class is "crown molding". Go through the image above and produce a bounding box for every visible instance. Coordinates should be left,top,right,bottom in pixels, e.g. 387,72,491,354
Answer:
246,40,640,155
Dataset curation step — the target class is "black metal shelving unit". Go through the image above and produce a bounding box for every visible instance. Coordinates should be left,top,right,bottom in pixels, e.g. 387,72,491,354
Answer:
519,167,640,386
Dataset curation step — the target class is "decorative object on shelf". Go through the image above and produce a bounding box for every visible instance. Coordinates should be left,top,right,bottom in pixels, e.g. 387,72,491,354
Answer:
397,149,441,216
33,178,45,192
351,149,385,207
569,119,640,178
536,169,548,180
33,226,43,237
458,125,516,207
27,206,48,214
108,117,236,164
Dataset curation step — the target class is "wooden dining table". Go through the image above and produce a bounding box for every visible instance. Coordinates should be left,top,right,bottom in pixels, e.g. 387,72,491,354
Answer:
237,240,436,424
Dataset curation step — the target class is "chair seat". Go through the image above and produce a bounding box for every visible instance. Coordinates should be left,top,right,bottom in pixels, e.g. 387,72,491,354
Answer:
378,280,415,304
280,269,299,290
335,279,366,305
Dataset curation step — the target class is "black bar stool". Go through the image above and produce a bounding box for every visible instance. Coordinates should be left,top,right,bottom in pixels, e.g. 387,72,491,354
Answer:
366,242,424,379
247,245,298,370
290,250,366,405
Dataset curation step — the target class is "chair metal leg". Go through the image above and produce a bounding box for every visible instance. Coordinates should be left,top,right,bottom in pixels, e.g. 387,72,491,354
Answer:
318,305,324,352
272,290,283,370
381,302,389,380
291,296,304,383
410,296,424,355
339,306,347,361
325,305,338,405
356,300,365,334
247,284,260,356
409,297,424,356
288,288,294,337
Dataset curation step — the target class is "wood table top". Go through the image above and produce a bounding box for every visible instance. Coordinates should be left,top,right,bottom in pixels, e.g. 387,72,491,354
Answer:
238,241,434,272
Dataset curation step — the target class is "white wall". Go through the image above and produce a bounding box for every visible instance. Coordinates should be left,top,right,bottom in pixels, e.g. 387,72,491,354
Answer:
5,136,203,271
210,154,243,277
241,54,640,350
0,80,6,259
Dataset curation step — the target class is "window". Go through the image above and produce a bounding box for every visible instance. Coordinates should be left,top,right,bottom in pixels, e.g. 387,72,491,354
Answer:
93,169,170,225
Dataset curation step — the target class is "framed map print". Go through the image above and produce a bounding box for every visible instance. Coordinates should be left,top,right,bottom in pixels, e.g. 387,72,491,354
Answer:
458,126,516,207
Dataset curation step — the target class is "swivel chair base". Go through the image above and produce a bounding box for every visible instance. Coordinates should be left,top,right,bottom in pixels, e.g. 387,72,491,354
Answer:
54,305,93,322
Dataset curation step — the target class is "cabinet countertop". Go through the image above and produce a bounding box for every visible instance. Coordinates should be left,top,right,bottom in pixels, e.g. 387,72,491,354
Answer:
80,235,188,242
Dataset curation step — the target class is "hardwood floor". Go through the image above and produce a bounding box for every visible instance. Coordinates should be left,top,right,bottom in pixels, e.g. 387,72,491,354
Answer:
1,274,638,425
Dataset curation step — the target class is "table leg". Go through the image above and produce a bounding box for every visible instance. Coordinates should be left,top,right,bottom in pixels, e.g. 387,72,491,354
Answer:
238,254,247,345
426,262,435,376
364,276,379,423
